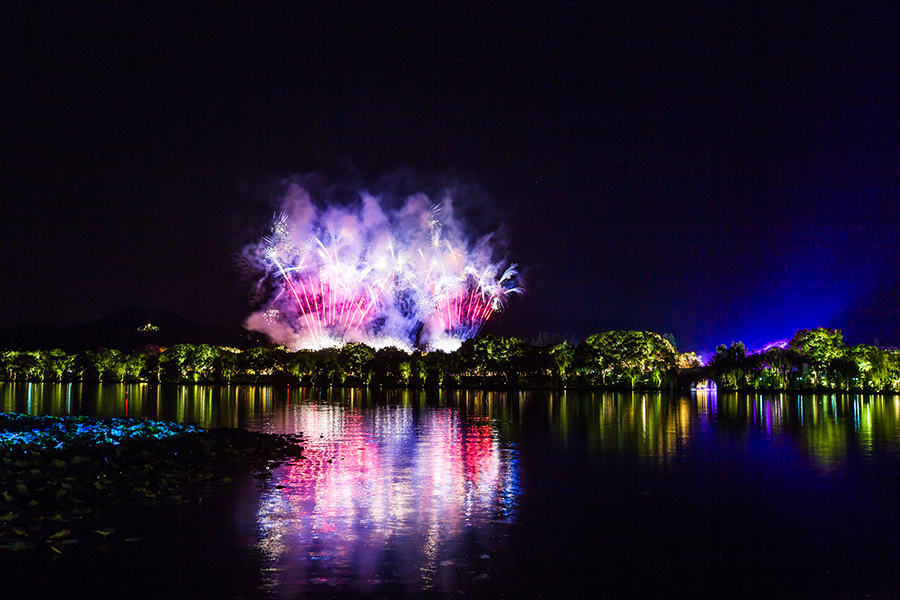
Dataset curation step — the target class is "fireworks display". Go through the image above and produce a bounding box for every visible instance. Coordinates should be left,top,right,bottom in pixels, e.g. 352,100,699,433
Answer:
243,182,523,352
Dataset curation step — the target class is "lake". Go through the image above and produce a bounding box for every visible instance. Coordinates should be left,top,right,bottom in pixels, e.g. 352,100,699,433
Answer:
3,383,900,599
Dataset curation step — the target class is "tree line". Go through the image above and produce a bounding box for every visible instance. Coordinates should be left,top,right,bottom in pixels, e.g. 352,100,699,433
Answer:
1,327,898,391
0,331,682,388
707,328,900,392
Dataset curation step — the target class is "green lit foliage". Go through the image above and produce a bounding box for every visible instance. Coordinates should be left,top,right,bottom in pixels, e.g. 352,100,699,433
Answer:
159,344,194,383
284,350,315,384
11,351,42,382
338,343,375,385
96,348,127,382
704,330,900,392
309,347,340,385
421,350,458,387
408,351,427,387
155,344,227,383
189,344,219,382
212,347,239,384
706,342,750,390
42,349,72,382
757,346,801,389
0,351,17,380
457,336,492,380
548,341,576,387
788,328,845,387
236,346,280,383
3,326,900,392
844,344,900,392
458,334,519,385
575,331,677,389
371,347,413,386
73,350,101,382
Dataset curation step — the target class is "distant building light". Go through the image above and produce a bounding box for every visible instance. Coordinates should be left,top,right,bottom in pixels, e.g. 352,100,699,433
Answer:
137,323,160,332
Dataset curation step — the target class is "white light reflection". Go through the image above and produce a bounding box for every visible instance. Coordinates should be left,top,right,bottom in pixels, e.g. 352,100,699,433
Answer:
253,394,519,596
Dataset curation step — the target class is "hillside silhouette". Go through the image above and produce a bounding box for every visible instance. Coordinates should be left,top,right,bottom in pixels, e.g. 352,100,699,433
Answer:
0,308,264,352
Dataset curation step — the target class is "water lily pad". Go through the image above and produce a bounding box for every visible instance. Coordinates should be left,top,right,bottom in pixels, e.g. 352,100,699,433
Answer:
1,413,304,554
0,540,35,551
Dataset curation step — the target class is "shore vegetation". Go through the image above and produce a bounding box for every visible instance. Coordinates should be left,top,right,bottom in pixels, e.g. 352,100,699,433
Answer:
0,413,303,553
1,327,898,392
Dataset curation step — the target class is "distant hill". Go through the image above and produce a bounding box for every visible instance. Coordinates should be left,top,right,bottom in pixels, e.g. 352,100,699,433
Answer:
0,308,268,352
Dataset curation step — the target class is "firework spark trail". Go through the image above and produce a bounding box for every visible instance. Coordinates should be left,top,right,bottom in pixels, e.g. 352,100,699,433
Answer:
243,183,523,352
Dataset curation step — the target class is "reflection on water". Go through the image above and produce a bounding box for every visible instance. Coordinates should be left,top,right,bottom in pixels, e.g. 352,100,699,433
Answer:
7,382,900,596
0,382,275,429
5,382,900,473
542,391,707,463
712,391,900,469
252,389,519,596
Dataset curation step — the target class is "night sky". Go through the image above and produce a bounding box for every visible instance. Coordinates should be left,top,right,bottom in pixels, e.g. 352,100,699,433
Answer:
3,1,899,355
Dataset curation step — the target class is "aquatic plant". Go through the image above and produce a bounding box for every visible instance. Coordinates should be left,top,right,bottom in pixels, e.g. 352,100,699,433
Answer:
0,413,303,554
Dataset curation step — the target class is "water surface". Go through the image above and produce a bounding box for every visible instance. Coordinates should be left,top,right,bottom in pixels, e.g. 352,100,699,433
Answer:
3,383,900,599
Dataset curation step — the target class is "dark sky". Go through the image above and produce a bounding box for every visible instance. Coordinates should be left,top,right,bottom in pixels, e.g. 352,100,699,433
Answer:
3,1,899,355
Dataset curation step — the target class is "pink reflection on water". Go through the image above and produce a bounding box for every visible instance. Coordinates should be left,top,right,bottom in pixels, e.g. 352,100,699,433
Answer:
252,399,519,596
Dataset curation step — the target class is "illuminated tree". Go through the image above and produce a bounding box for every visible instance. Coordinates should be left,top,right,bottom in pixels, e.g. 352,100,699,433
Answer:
74,350,102,382
237,346,280,383
887,351,900,391
309,347,340,385
189,344,220,382
759,346,800,389
457,334,528,385
0,351,17,380
338,342,375,385
850,345,900,391
12,351,42,381
548,341,575,387
95,348,127,382
159,344,194,383
500,337,531,386
212,348,239,384
707,342,749,390
408,351,428,387
284,350,315,384
42,349,72,381
422,350,458,387
677,352,702,370
372,347,413,386
458,336,493,381
576,331,677,388
788,328,845,387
